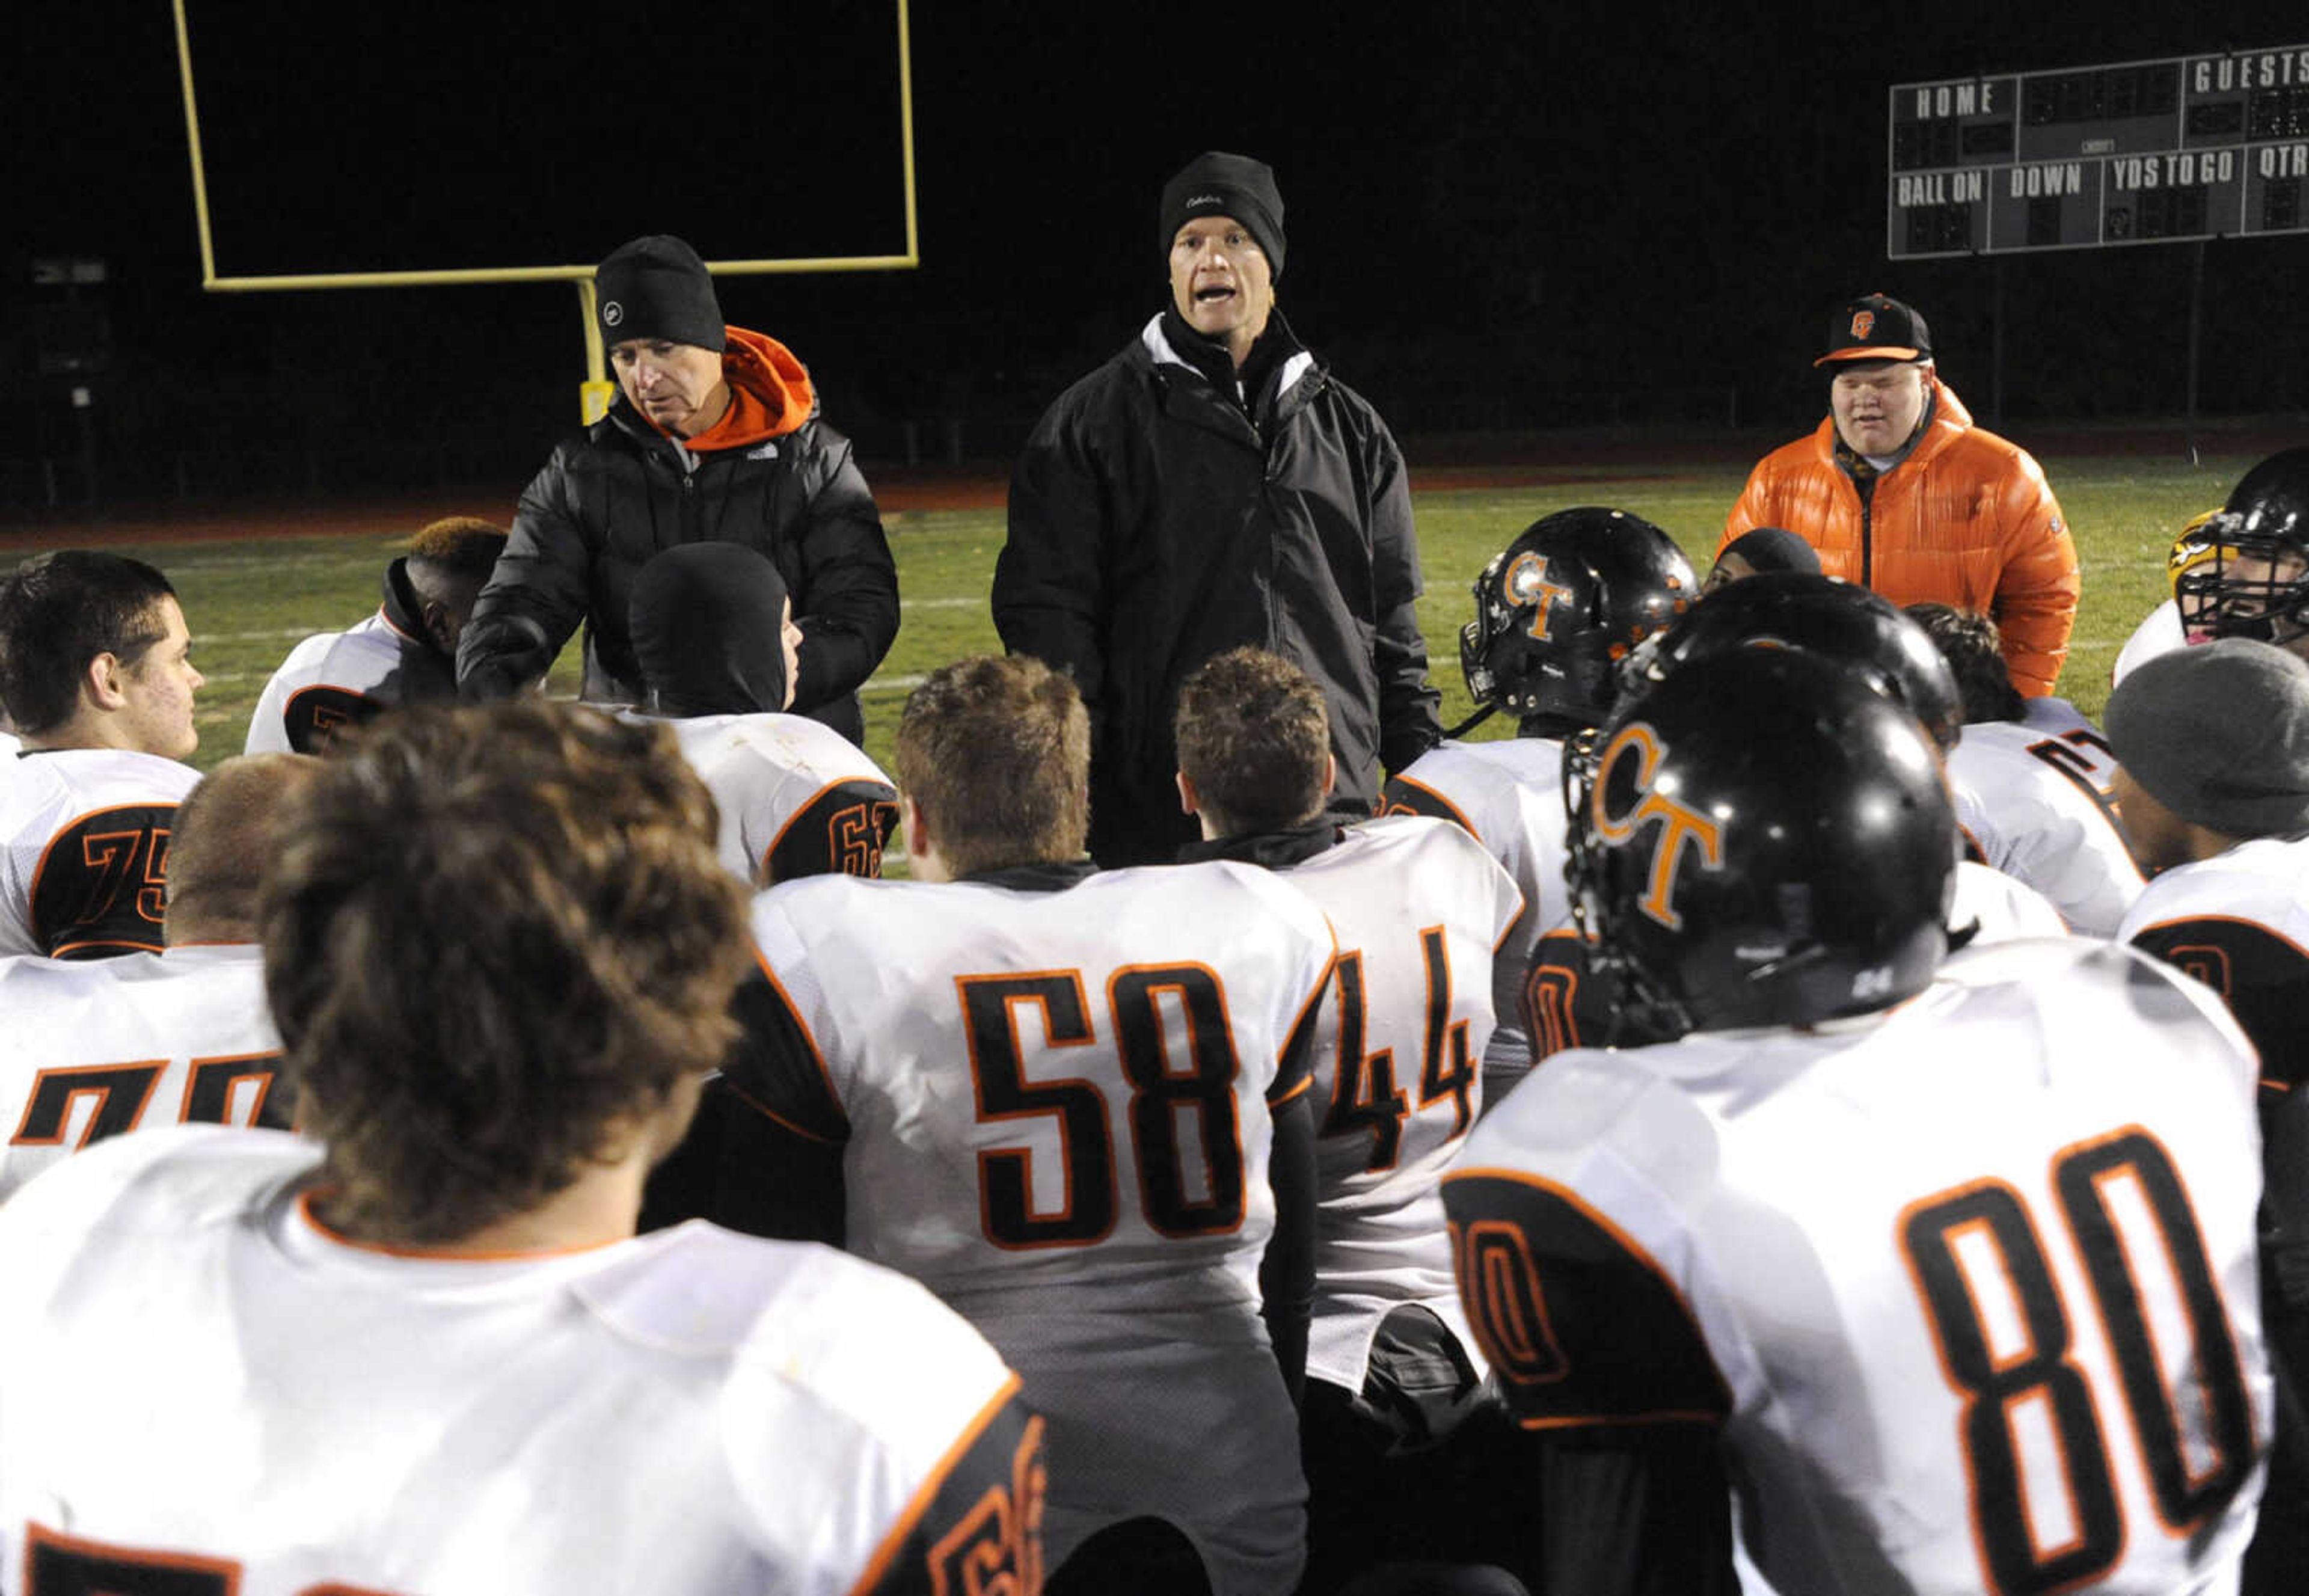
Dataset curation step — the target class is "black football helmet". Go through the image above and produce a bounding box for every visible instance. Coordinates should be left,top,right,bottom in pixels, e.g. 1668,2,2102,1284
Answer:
1617,572,1963,752
1565,646,1955,1035
1459,508,1696,734
2175,447,2309,646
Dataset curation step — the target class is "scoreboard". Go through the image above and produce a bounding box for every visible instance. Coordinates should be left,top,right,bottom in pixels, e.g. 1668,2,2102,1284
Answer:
1889,43,2309,257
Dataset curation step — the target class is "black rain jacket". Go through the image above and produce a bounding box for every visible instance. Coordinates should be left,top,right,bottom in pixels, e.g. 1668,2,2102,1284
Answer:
994,314,1441,866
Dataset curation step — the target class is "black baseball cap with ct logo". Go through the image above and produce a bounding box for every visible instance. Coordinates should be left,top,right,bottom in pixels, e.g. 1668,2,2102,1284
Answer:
1815,293,1931,367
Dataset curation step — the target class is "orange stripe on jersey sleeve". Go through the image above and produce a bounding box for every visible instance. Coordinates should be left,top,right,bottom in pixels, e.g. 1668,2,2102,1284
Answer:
23,1521,245,1592
752,944,848,1125
1382,773,1477,836
2131,912,2309,963
762,776,897,879
843,1372,1031,1596
720,1072,845,1146
1445,1163,1734,1426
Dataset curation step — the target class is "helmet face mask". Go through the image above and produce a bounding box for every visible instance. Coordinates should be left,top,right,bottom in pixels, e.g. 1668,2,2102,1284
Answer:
2175,521,2309,646
1563,646,1955,1036
1459,508,1695,732
2177,447,2309,647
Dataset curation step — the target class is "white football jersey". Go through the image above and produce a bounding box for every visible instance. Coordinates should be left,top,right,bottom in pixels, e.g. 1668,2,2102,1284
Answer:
244,610,440,754
1949,857,2068,941
1450,937,2269,1596
2117,833,2309,950
2111,599,2186,687
1382,736,1567,1092
0,749,200,959
614,708,898,885
2015,695,2123,800
2118,833,2309,1099
1521,861,2062,1064
738,862,1337,1595
0,943,284,1200
0,1128,1040,1596
1945,719,2142,935
1275,817,1522,1392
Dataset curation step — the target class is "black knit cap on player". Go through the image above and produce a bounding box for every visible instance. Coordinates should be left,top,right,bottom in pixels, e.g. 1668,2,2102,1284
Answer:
2106,637,2309,838
595,235,727,352
1159,152,1287,280
630,544,791,716
1816,293,1931,367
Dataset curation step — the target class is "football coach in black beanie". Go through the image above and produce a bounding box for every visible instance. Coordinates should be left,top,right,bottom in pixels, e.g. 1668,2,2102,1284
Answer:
458,235,898,746
993,152,1441,867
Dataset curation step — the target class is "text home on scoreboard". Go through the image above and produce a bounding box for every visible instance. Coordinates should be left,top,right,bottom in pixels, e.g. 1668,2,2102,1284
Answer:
1887,44,2309,258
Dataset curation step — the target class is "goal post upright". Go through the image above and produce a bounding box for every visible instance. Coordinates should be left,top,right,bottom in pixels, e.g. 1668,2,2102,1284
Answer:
171,0,919,420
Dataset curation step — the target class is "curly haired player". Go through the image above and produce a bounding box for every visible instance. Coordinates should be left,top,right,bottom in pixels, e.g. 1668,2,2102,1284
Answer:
0,701,1043,1595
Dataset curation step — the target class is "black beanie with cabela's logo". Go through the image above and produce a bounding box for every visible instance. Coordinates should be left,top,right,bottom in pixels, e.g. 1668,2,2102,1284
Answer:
1159,152,1286,280
595,235,728,352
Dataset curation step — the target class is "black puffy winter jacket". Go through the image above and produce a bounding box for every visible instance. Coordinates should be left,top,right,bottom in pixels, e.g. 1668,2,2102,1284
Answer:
458,328,898,744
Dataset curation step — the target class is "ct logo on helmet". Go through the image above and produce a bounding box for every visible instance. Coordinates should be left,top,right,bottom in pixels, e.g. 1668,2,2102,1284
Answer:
603,301,624,327
1503,552,1576,642
1850,310,1875,340
1590,722,1723,930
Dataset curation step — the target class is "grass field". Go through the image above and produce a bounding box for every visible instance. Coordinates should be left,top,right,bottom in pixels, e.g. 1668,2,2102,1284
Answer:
8,443,2272,779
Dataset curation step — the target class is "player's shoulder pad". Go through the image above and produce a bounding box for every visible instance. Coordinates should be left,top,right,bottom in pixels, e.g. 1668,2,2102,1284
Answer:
1462,1043,1723,1203
1136,856,1338,938
1335,809,1477,855
762,711,895,778
581,1223,1019,1469
579,1222,1005,1375
67,748,204,798
2127,888,2309,983
1319,813,1524,928
0,949,132,1005
0,1125,313,1253
1380,751,1485,830
747,870,889,949
1940,933,2252,1051
262,627,349,678
1952,859,2068,939
2126,836,2309,928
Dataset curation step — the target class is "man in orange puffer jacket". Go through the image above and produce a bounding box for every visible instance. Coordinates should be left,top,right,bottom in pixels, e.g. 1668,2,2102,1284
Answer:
1720,294,2079,696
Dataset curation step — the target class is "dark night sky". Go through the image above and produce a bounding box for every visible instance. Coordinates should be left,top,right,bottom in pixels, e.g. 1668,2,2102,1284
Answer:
8,1,2308,484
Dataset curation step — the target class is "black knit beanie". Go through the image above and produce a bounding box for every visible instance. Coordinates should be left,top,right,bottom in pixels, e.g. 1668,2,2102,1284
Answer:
630,544,791,716
1159,152,1286,280
595,235,727,352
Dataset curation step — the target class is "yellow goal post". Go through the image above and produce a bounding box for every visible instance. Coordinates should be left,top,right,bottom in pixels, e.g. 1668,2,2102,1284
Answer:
171,0,918,422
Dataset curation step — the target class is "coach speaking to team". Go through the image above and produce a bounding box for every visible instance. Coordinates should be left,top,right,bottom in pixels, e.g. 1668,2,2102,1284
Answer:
457,235,898,743
1722,293,2080,696
993,152,1442,867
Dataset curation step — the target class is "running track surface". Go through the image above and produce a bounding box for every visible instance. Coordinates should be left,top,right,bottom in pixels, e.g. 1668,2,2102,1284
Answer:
3,420,2292,551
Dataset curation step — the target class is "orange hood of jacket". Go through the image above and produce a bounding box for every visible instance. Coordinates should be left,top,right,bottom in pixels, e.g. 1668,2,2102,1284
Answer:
644,325,817,450
1719,379,2079,695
